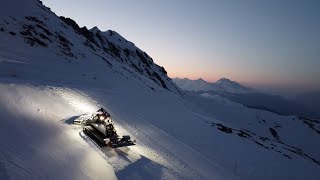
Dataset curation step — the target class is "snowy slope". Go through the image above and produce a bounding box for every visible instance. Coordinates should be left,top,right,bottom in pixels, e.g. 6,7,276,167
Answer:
1,77,319,180
173,77,255,93
0,0,180,95
1,0,320,180
0,83,117,180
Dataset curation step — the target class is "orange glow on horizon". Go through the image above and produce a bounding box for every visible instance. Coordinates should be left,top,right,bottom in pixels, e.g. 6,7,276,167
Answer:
166,66,320,92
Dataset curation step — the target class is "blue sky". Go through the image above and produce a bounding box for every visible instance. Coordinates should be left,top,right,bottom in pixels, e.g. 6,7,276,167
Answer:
42,0,320,93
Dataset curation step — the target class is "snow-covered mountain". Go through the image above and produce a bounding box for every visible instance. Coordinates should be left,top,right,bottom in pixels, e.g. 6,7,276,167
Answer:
173,77,254,93
173,78,320,118
0,0,180,95
1,1,320,180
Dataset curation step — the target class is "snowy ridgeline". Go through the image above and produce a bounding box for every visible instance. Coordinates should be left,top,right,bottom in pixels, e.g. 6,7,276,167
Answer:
173,78,320,119
172,77,255,94
0,0,320,180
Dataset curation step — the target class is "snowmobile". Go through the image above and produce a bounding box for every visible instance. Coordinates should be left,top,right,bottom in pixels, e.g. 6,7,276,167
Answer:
77,108,135,148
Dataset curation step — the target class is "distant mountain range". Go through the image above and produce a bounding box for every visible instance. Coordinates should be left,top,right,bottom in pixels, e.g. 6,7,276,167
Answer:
173,78,320,119
173,77,255,94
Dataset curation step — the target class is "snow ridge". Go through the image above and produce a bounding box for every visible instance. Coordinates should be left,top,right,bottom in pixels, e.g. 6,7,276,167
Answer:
0,0,180,94
173,77,254,93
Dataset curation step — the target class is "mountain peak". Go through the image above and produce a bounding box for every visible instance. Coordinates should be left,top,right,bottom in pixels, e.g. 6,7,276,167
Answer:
90,26,100,32
216,78,233,84
196,78,206,82
173,77,255,93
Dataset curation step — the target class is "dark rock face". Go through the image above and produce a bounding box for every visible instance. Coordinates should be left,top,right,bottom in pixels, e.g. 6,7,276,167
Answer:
298,117,320,134
88,26,178,93
216,124,233,133
25,16,44,24
123,48,130,57
152,72,168,89
269,128,280,141
135,49,150,67
107,41,121,58
56,33,74,57
20,19,49,47
160,66,167,75
60,15,176,92
59,16,99,47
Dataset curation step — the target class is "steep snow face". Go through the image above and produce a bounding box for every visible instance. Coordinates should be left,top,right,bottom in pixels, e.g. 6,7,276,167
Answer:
88,27,180,93
0,0,180,94
173,77,254,93
57,16,180,94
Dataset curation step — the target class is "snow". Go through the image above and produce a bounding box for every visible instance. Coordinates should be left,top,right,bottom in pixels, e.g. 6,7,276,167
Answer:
173,77,255,94
0,0,320,180
0,79,235,180
1,74,319,180
0,83,117,180
199,93,244,108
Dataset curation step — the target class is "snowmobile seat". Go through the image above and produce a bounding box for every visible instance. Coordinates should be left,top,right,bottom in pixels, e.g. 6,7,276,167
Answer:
121,135,131,141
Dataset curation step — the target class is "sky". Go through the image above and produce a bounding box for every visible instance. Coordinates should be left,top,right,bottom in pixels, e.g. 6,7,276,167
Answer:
41,0,320,94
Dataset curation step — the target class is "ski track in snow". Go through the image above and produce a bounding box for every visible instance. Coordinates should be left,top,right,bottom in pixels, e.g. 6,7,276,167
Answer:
73,86,238,180
68,100,202,180
0,80,210,180
114,116,224,180
48,83,203,179
0,82,118,180
1,75,320,180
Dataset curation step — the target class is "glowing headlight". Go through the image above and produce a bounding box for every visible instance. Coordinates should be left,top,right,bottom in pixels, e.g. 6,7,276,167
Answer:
99,116,105,120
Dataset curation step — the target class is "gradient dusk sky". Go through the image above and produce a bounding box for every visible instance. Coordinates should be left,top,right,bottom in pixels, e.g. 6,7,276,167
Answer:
41,0,320,93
